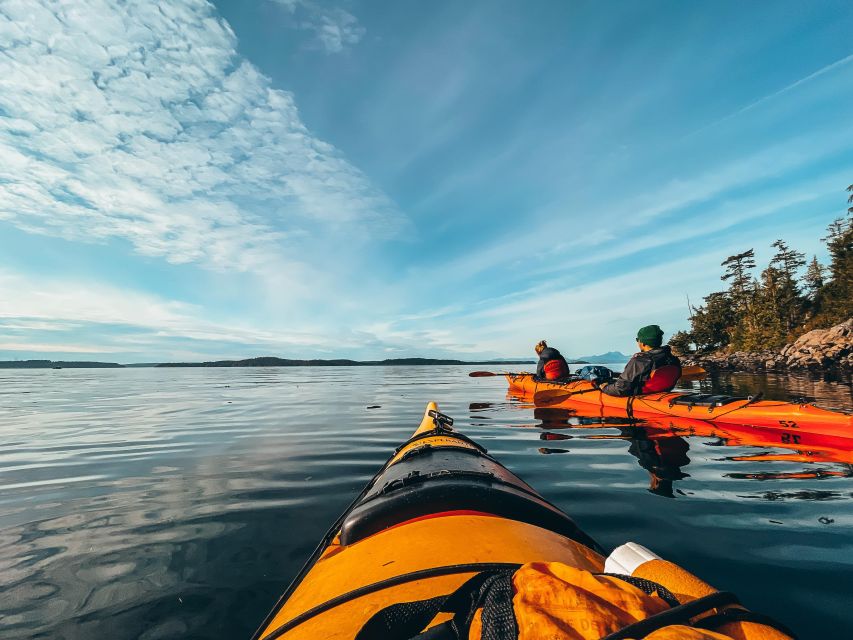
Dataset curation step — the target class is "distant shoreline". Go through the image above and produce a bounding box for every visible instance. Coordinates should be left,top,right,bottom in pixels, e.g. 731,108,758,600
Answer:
0,360,124,369
154,357,552,368
0,357,563,369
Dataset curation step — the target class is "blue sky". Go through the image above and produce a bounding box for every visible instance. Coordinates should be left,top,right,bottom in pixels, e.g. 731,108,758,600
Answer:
1,0,852,362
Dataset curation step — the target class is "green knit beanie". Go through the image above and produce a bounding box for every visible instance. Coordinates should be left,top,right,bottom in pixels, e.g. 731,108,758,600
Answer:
636,324,664,347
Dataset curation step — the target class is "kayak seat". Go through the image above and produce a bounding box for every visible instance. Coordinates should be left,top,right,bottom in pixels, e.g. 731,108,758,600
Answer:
669,394,745,408
339,446,601,553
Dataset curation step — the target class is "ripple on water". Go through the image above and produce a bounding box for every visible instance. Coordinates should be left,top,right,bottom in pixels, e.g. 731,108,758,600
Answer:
0,365,851,639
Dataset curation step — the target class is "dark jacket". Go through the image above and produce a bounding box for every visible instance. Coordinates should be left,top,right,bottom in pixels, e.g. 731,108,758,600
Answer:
536,347,570,379
601,346,680,397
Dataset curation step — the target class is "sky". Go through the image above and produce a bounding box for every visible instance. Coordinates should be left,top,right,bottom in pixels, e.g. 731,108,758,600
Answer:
1,0,852,362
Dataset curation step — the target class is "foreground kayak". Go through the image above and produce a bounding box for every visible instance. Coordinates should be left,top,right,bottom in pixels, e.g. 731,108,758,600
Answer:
252,403,794,640
507,373,853,434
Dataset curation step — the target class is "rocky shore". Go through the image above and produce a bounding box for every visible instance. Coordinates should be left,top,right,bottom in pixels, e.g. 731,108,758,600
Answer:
682,319,853,373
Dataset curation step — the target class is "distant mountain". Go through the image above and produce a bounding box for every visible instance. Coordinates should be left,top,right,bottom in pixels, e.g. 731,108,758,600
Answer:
574,351,630,364
0,360,124,369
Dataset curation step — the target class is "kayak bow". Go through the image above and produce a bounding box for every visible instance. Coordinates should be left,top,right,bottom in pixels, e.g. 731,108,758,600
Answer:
252,403,795,640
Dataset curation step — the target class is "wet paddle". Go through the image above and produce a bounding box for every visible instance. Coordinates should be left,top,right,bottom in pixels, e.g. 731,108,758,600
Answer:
468,371,529,377
533,386,601,405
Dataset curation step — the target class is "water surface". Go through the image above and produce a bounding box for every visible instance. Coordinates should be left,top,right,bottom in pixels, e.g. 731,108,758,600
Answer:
1,366,851,639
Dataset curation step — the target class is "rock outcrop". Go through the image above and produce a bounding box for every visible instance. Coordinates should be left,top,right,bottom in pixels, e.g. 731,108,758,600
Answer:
780,319,853,370
683,319,852,372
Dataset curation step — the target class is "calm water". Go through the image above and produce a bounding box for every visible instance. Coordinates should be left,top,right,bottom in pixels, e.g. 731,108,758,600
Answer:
1,366,852,639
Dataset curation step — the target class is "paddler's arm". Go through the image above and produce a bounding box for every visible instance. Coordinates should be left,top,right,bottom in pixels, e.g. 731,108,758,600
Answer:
600,355,645,397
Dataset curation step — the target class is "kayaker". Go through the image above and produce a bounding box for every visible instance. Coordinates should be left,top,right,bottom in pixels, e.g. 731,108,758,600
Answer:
534,340,570,381
600,325,681,396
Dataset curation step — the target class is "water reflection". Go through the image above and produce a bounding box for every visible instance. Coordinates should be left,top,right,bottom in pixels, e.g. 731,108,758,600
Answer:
1,366,852,639
688,370,853,409
528,403,853,499
624,428,690,499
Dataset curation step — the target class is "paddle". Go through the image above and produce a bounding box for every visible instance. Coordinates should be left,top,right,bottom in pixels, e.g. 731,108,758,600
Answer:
533,386,601,405
468,371,529,377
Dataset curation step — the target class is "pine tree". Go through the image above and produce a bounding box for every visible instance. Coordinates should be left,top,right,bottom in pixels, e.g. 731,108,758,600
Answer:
668,330,694,355
803,256,825,300
804,186,852,328
690,291,736,351
816,211,853,325
720,249,756,312
768,239,806,334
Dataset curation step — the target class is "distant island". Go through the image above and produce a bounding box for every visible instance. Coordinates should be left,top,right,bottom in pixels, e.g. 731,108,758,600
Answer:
156,357,537,368
1,356,618,370
0,360,124,369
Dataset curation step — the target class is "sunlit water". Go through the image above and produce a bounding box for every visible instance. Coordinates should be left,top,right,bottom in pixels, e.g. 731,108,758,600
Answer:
1,366,851,639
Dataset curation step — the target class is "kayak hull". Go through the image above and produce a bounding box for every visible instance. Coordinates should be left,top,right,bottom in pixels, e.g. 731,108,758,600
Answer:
253,402,601,640
507,373,853,436
253,402,795,640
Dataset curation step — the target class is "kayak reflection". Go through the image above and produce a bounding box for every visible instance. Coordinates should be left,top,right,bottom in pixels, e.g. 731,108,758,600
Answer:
530,405,853,494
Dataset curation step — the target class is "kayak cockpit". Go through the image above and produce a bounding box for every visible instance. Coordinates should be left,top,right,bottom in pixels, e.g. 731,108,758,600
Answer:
339,441,600,550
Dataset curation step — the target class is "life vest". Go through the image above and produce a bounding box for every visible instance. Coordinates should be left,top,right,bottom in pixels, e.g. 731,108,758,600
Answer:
543,359,569,380
642,364,681,393
357,553,795,640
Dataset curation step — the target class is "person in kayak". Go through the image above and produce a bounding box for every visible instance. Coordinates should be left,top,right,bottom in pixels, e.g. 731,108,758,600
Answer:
600,325,681,396
534,340,571,381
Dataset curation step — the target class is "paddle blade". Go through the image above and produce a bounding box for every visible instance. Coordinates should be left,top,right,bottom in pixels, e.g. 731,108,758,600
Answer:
468,371,500,377
533,389,573,405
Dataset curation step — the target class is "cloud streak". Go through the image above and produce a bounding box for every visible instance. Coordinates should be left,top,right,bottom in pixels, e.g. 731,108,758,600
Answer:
0,270,486,360
0,0,397,278
270,0,365,53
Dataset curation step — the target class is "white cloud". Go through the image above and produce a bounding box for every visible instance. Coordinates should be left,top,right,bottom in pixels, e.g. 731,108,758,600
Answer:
270,1,365,53
0,341,127,354
0,0,397,279
0,270,484,360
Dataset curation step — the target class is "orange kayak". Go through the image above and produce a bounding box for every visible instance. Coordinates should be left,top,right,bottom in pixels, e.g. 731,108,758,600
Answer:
252,403,794,640
507,373,853,435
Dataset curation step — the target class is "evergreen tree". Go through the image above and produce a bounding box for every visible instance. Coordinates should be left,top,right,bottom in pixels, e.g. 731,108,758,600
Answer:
803,255,826,303
731,271,786,350
720,249,755,311
668,330,694,355
685,185,852,352
690,291,736,351
813,208,853,325
768,239,806,334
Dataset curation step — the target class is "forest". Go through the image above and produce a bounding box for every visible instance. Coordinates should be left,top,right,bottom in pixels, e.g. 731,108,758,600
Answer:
671,185,853,354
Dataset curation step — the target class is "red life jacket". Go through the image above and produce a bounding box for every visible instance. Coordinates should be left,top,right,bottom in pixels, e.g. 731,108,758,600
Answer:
641,364,681,393
543,359,569,380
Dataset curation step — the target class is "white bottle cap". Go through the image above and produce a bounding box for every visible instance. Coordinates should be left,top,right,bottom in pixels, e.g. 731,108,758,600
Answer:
604,542,661,575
